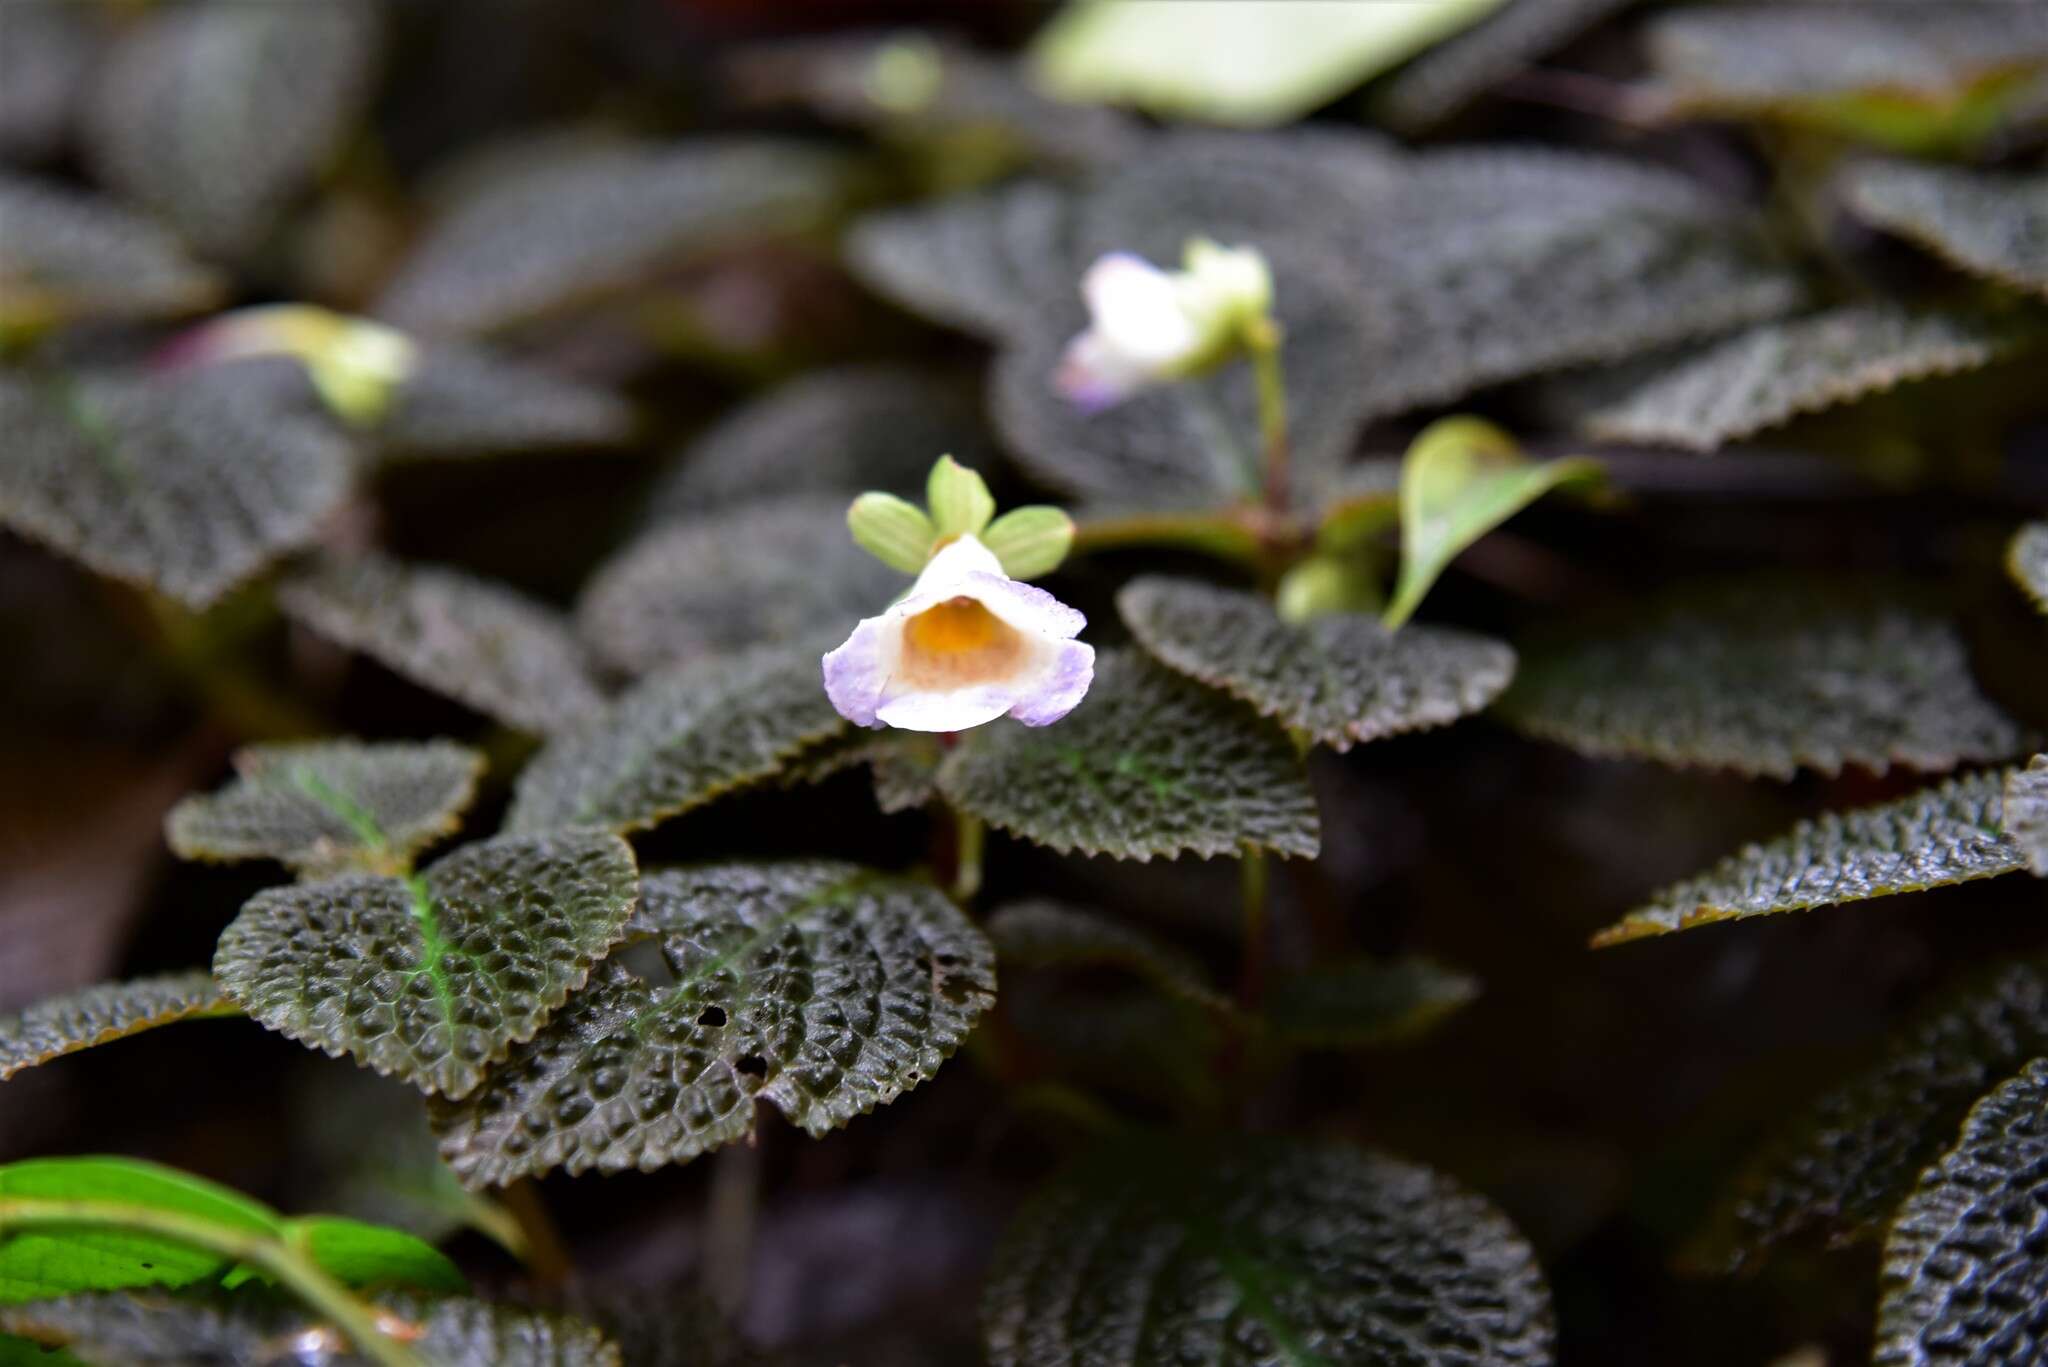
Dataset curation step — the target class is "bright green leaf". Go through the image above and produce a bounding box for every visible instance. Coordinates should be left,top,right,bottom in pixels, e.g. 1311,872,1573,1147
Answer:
846,492,936,574
924,454,995,539
0,973,237,1082
285,1219,466,1295
980,505,1074,580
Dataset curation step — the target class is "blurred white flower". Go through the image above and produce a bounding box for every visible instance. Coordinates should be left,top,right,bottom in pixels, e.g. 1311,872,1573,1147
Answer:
1056,238,1273,411
166,304,416,426
822,534,1094,732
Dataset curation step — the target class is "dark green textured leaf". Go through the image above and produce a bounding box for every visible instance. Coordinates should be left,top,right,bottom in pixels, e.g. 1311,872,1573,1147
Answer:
576,497,900,678
1582,306,2043,452
213,830,639,1098
378,347,636,458
983,1136,1555,1367
1119,577,1514,752
986,901,1228,1012
1499,578,2029,780
1689,956,2048,1273
2008,521,2048,612
0,361,354,608
644,365,992,520
0,174,221,330
780,729,940,815
165,740,484,879
938,649,1321,863
1594,769,2023,947
0,1291,621,1367
1844,160,2048,301
2001,755,2048,877
84,0,382,258
431,861,996,1185
1876,1058,2048,1366
0,0,99,165
376,139,847,337
507,642,843,836
1376,0,1640,133
279,554,606,735
0,973,236,1082
1266,957,1480,1049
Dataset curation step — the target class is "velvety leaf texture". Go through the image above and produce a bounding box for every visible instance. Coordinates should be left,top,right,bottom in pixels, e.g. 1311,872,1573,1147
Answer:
279,554,607,735
0,361,353,608
2008,522,2048,612
376,139,846,336
84,0,382,258
0,1291,622,1367
1266,957,1481,1049
0,1,99,165
986,901,1230,1012
780,730,941,815
431,862,996,1185
1875,1058,2048,1367
983,1137,1555,1366
1376,0,1638,132
0,972,236,1081
379,347,636,458
1689,955,2048,1274
1595,769,2024,947
1844,160,2048,300
508,642,843,836
213,831,639,1099
2001,755,2048,877
1499,579,2029,780
937,649,1321,863
166,739,484,878
0,173,221,328
1582,306,2042,452
1120,577,1515,751
576,497,901,678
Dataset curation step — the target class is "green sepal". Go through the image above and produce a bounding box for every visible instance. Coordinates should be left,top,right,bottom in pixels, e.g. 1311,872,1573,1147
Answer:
980,505,1074,579
846,492,936,574
925,454,996,539
1276,552,1384,623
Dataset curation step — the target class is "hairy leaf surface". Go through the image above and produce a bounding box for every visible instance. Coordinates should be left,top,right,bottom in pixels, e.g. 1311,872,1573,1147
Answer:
280,554,606,735
0,973,236,1082
0,362,353,608
983,1137,1555,1366
0,173,220,330
1595,769,2023,947
987,901,1228,1012
1844,160,2048,300
1266,958,1481,1049
380,347,636,457
937,650,1320,862
166,740,483,878
432,862,995,1185
213,831,639,1098
507,642,844,836
1876,1058,2048,1366
1500,579,2028,779
1119,577,1514,751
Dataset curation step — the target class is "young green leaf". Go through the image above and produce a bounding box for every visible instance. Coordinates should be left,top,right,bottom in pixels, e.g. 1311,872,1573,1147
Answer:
1876,1058,2048,1365
0,973,237,1082
1120,576,1515,751
0,173,221,333
1593,769,2024,947
1843,160,2048,301
980,506,1074,580
986,901,1230,1013
924,455,996,539
280,554,606,736
846,493,936,574
1265,957,1480,1049
936,649,1321,863
1384,418,1600,629
1501,578,2030,781
213,831,639,1099
983,1137,1555,1366
166,740,484,879
2006,521,2048,613
431,862,995,1186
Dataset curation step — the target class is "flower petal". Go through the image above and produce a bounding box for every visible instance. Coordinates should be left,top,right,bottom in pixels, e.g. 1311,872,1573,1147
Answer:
1082,253,1199,366
1056,330,1149,412
1007,639,1095,726
876,684,1015,732
961,572,1086,641
822,616,892,726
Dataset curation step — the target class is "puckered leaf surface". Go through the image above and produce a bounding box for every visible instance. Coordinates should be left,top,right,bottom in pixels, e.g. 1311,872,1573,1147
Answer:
986,901,1228,1012
780,729,941,815
280,554,606,735
937,649,1320,863
431,862,995,1186
213,831,639,1099
1118,577,1514,751
84,0,382,258
1594,769,2023,947
0,973,236,1082
2001,755,2048,877
983,1136,1555,1367
378,347,636,458
1499,578,2029,780
2008,522,2048,612
0,361,354,608
506,642,844,836
1844,160,2048,300
0,173,221,330
576,496,901,678
1266,957,1481,1049
1689,955,2048,1273
166,740,483,879
1876,1057,2048,1366
376,139,847,336
0,1291,621,1367
1582,306,2042,451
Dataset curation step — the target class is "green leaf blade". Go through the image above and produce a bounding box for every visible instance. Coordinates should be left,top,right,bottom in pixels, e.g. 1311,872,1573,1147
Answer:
1266,957,1480,1050
987,900,1228,1013
1844,160,2048,301
0,973,236,1082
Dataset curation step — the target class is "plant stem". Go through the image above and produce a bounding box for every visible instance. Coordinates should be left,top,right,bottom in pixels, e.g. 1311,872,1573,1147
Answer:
1245,319,1290,516
702,1140,761,1321
497,1179,571,1285
951,808,985,904
1070,508,1266,569
0,1198,424,1367
1237,847,1270,1011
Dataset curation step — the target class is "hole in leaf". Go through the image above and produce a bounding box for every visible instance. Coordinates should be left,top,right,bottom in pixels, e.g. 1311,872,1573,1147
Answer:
697,1005,726,1027
736,1054,767,1079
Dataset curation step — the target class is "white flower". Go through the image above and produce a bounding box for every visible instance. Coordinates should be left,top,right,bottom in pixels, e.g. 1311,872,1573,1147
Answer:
166,305,416,426
822,534,1094,732
1056,239,1273,411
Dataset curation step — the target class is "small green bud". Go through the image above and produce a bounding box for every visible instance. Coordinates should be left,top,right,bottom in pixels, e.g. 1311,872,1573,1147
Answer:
847,492,936,574
981,505,1074,580
925,455,996,539
1277,553,1383,624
